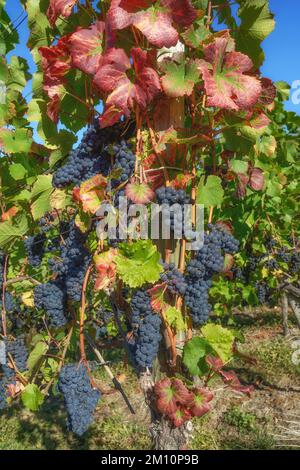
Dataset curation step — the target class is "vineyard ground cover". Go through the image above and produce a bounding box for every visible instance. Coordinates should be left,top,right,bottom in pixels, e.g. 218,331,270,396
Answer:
0,311,299,451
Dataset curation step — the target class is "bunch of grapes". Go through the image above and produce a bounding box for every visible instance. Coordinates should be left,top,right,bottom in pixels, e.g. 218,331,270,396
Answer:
130,290,162,369
0,378,9,410
38,214,55,233
49,221,91,302
155,186,191,234
5,336,28,372
184,224,239,325
24,234,46,267
34,281,67,327
53,121,125,188
110,141,136,190
58,364,101,436
290,252,300,274
277,249,291,264
160,263,187,296
255,281,272,304
94,308,114,339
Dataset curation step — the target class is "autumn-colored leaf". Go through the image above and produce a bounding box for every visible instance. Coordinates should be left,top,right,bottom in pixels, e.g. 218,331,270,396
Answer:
197,36,262,111
108,0,196,48
69,21,106,75
94,249,118,290
170,407,192,427
154,377,178,415
161,58,200,98
190,387,213,417
147,283,168,312
39,36,71,123
95,48,160,127
172,379,194,406
125,181,154,203
1,206,19,222
79,174,107,214
47,0,77,26
259,77,277,106
249,168,264,191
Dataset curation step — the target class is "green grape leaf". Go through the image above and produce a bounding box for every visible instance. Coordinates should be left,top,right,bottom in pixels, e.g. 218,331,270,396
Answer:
201,324,235,363
230,160,249,175
181,23,210,48
21,384,44,412
0,128,32,154
9,163,27,180
165,306,186,332
161,59,200,98
235,0,275,67
30,174,53,220
196,175,224,207
183,337,212,376
27,341,48,372
116,240,163,288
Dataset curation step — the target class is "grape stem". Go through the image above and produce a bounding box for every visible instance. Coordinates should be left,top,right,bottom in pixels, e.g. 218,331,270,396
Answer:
146,116,170,186
79,263,98,388
1,254,8,337
86,333,135,415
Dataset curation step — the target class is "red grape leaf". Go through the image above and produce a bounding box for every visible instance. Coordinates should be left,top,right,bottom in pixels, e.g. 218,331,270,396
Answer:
1,206,19,222
108,0,182,48
147,283,168,313
94,249,118,290
125,182,154,204
172,379,194,406
79,174,107,214
161,0,197,27
169,407,192,427
259,77,277,106
47,0,77,27
95,48,160,127
39,37,71,122
119,0,155,11
133,9,178,48
249,168,264,191
197,36,262,110
154,378,178,415
190,387,213,417
69,21,106,75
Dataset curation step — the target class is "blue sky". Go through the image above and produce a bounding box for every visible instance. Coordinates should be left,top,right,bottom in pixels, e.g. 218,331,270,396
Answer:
4,0,300,117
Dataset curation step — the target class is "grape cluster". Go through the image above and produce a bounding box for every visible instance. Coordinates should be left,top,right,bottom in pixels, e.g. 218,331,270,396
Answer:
39,214,55,233
34,281,67,327
130,290,162,369
290,252,300,274
160,263,187,296
0,357,16,410
5,336,28,372
94,308,114,339
155,186,191,234
4,292,17,313
49,221,91,302
58,364,101,436
277,249,291,264
53,122,121,188
110,141,136,189
24,234,46,267
0,378,9,410
255,281,271,304
185,225,239,325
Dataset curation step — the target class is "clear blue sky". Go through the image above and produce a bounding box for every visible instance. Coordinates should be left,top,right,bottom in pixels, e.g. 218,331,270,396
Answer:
4,0,300,116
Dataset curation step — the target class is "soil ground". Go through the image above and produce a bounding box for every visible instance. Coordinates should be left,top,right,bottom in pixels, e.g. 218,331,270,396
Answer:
1,310,300,450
